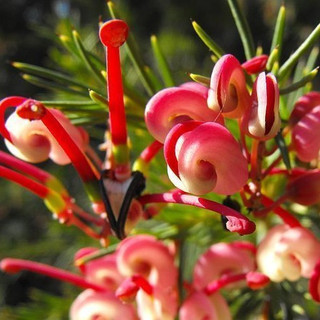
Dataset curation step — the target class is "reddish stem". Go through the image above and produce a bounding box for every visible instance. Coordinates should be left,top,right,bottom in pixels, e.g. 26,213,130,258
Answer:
70,203,104,226
260,193,301,228
100,20,129,146
0,258,106,292
0,150,50,183
107,46,127,146
0,165,48,198
204,273,247,295
139,140,163,163
138,192,256,235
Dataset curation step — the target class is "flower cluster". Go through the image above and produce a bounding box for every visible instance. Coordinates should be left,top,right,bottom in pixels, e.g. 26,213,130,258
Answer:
1,1,320,318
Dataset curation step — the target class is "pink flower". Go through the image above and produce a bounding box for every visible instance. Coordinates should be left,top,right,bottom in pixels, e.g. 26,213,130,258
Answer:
207,54,250,119
145,82,223,143
193,241,256,290
179,291,231,320
257,224,320,282
289,91,320,126
70,289,138,320
116,235,178,320
164,120,248,195
292,105,320,162
241,72,280,140
4,107,88,165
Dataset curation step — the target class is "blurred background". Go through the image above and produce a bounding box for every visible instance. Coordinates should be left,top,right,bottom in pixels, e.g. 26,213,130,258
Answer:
0,0,319,319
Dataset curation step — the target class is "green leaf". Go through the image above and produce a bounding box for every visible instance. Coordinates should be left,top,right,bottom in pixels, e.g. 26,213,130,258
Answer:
280,67,319,95
278,23,320,80
227,0,255,60
12,61,103,94
72,30,106,85
275,131,291,171
143,65,163,92
191,21,224,58
266,47,279,72
150,35,175,87
270,5,286,64
21,74,88,97
89,89,109,107
188,73,210,86
59,34,105,71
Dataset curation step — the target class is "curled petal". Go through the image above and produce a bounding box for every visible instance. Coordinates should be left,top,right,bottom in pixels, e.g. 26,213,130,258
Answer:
257,225,320,282
5,108,87,165
208,54,250,118
289,91,320,126
145,83,223,143
116,235,178,320
84,253,124,291
193,242,255,290
242,72,280,140
70,289,137,320
164,121,248,195
292,105,320,162
179,291,231,320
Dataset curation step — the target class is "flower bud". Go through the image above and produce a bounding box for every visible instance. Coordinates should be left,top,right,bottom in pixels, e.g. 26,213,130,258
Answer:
242,72,280,140
207,54,250,118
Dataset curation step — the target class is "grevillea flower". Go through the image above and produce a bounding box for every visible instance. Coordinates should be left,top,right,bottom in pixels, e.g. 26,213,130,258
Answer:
145,82,224,143
76,248,125,291
207,54,250,119
1,98,88,165
70,290,138,320
309,260,320,303
289,91,320,127
164,120,248,195
257,224,320,282
116,235,178,320
286,170,320,206
193,241,256,290
291,103,320,162
241,72,280,140
179,291,231,320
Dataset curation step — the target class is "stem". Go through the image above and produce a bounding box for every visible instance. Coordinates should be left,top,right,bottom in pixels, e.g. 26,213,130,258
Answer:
238,119,250,160
0,258,106,292
259,193,301,228
70,203,104,226
139,140,163,163
70,216,101,239
138,192,255,235
250,140,261,180
107,45,128,146
0,165,48,198
0,150,50,183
